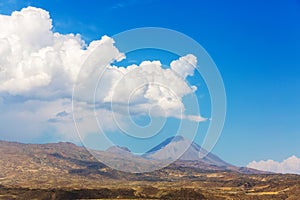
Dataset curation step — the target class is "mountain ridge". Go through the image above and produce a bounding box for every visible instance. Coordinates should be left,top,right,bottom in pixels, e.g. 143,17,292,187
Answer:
0,139,265,174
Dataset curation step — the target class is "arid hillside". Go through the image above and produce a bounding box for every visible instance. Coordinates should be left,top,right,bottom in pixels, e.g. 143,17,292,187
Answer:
0,140,299,199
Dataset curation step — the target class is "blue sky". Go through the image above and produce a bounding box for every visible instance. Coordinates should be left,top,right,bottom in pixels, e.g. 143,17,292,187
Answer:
0,0,299,168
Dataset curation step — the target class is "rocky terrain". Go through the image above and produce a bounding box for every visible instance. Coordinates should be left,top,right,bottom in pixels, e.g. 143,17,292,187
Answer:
0,139,299,199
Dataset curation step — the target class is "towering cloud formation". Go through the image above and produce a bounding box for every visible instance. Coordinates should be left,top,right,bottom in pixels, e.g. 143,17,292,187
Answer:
0,7,203,142
0,7,125,97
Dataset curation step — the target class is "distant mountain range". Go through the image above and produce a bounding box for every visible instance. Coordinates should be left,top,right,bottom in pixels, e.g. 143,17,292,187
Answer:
87,135,265,173
0,136,263,179
0,139,299,199
90,135,234,173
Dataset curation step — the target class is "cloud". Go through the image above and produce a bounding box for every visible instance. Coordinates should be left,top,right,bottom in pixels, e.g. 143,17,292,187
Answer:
95,55,199,120
0,6,124,96
170,54,197,79
0,6,204,142
247,155,300,174
56,111,69,117
0,98,76,141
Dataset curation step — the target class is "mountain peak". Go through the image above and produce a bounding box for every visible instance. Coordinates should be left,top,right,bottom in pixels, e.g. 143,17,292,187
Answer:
144,136,230,167
106,146,131,153
145,135,186,154
171,135,185,142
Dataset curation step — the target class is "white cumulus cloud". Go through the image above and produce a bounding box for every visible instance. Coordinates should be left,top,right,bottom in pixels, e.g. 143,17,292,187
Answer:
0,6,205,142
170,54,197,79
247,155,300,174
96,54,201,121
0,6,124,96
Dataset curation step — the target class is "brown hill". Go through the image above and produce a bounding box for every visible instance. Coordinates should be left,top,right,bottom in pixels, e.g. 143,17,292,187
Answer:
0,140,299,199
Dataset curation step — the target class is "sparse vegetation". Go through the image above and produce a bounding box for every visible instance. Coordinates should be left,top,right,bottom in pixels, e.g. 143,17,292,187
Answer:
0,141,299,199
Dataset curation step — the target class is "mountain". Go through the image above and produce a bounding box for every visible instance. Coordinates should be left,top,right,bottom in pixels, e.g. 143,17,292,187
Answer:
106,145,131,153
94,136,234,173
144,135,230,167
0,140,299,199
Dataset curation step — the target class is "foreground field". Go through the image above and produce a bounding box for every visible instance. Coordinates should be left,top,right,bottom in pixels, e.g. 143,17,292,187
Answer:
1,175,299,200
